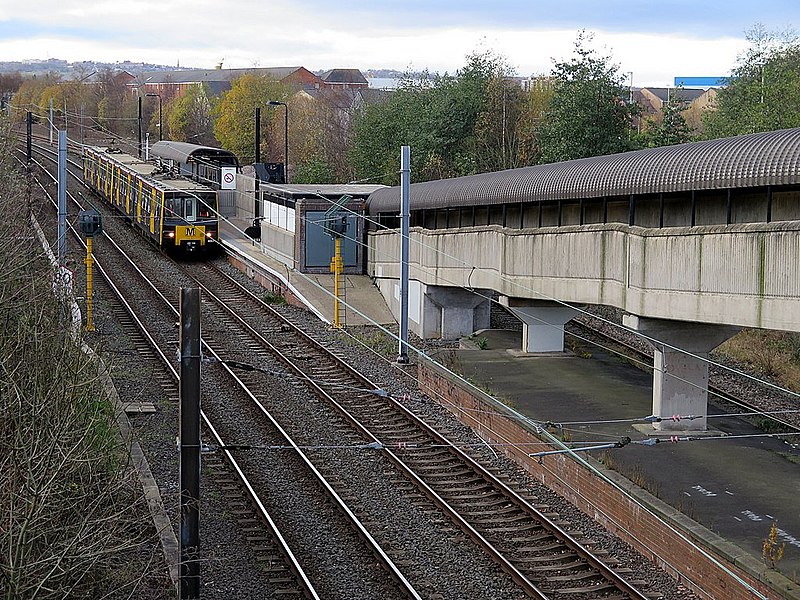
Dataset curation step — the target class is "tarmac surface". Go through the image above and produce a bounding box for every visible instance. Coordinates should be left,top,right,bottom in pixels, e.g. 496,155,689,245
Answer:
219,218,800,584
456,329,800,580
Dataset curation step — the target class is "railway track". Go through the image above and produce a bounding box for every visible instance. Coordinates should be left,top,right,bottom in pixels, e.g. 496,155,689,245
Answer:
175,261,656,600
19,146,328,598
23,143,424,598
19,136,685,598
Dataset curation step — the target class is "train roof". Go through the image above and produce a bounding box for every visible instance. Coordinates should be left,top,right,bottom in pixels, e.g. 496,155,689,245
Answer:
367,127,800,214
150,141,239,167
85,146,216,195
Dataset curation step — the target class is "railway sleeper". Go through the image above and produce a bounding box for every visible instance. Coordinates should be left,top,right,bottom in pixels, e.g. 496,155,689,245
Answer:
513,551,575,563
554,582,618,594
545,569,603,582
478,521,542,534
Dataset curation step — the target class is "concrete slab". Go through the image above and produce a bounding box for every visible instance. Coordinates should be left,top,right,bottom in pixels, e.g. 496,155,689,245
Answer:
452,330,800,579
219,219,396,327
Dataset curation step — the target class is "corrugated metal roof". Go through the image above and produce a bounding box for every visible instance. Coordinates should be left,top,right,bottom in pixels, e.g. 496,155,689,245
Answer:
150,141,239,166
262,183,387,200
367,128,800,214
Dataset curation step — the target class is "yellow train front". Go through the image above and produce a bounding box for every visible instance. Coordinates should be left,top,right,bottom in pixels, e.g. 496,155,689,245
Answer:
83,146,219,255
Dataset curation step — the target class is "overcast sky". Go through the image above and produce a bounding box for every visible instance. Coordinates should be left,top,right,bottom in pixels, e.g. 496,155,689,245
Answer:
0,1,796,85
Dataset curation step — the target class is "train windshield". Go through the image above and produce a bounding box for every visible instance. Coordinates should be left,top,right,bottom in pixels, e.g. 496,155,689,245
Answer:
165,194,216,221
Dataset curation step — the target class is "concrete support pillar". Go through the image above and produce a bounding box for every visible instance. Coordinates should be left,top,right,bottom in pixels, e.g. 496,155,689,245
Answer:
423,286,491,340
501,298,578,353
623,316,740,431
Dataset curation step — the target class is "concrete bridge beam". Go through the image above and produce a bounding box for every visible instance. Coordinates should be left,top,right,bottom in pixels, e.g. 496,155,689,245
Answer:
623,315,740,431
422,285,491,340
501,298,579,353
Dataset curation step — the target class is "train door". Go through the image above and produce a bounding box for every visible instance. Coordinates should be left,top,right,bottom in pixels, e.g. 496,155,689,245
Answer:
185,196,197,223
150,188,158,234
126,174,132,214
114,166,120,206
136,180,143,223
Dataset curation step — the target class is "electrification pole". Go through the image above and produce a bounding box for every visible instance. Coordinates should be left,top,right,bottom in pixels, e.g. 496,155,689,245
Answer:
179,288,201,599
57,130,68,264
398,145,410,364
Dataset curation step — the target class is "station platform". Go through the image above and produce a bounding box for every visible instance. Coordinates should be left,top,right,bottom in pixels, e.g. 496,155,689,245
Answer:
218,218,395,327
455,329,800,591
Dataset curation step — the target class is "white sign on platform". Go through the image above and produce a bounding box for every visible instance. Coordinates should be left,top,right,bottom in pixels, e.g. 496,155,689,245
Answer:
221,167,237,190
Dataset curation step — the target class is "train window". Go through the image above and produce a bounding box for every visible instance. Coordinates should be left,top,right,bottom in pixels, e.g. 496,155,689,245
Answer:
198,195,214,218
185,197,197,222
165,198,178,216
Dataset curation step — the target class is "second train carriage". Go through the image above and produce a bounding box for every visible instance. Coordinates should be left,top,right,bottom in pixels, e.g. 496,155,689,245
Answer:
83,146,219,254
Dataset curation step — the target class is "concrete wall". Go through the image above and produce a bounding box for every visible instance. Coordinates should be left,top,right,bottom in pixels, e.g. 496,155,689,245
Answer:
234,174,256,221
418,361,795,600
369,221,800,332
260,222,295,268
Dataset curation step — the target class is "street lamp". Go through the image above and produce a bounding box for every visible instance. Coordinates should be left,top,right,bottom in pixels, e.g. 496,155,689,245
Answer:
268,100,288,183
146,92,162,141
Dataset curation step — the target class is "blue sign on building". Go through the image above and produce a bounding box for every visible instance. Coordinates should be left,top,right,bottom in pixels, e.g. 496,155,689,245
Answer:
673,76,729,87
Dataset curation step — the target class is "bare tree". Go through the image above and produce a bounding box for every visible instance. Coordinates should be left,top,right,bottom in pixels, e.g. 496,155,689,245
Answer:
0,116,166,599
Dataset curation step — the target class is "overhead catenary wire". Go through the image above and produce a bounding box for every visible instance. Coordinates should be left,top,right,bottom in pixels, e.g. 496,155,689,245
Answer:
39,131,800,442
39,145,780,600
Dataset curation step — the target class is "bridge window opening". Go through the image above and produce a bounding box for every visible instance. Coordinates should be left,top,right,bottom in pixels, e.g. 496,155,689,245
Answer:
471,206,476,227
772,186,800,221
726,189,732,225
766,185,772,222
663,194,691,227
488,206,504,226
519,202,524,229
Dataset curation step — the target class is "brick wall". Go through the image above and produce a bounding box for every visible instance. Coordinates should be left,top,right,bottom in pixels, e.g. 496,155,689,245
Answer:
418,362,796,600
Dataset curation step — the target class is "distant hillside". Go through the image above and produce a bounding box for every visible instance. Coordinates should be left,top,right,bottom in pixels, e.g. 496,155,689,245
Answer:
0,58,197,78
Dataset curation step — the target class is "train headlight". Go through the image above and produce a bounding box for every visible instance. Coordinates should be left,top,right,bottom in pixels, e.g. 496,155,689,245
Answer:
206,231,214,238
166,231,175,238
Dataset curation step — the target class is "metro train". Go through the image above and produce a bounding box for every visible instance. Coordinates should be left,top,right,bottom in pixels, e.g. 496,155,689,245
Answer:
83,145,220,254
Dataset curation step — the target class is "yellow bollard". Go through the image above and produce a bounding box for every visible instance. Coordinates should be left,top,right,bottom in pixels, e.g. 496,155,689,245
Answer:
85,236,95,332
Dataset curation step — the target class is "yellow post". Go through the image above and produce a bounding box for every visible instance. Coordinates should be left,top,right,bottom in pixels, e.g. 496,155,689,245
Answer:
330,237,343,328
85,236,95,332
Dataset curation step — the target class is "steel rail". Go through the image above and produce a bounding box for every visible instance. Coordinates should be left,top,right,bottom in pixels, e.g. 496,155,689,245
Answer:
22,146,324,600
186,263,650,600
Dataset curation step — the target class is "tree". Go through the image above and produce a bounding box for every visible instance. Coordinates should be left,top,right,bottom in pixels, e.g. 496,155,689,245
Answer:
167,84,214,144
537,31,638,163
12,73,61,123
703,25,800,138
641,87,693,147
213,74,290,164
475,72,536,171
0,114,161,598
288,91,350,183
0,72,22,97
350,50,519,184
94,68,137,137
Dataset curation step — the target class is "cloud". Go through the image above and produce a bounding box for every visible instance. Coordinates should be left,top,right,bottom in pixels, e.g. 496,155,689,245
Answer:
0,0,771,84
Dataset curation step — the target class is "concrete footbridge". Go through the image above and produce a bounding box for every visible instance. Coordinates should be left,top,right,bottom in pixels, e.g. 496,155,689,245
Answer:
366,128,800,431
